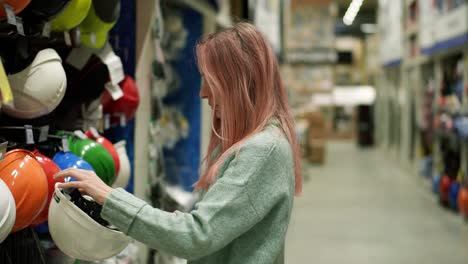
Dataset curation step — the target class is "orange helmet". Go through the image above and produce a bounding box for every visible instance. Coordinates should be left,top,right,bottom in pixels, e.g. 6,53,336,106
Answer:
30,150,63,226
0,149,48,232
0,0,32,19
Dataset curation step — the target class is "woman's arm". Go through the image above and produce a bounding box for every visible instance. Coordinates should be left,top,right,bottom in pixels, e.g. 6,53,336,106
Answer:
101,139,291,260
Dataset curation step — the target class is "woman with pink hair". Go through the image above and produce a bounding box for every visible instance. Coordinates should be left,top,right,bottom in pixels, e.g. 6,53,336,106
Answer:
55,22,302,264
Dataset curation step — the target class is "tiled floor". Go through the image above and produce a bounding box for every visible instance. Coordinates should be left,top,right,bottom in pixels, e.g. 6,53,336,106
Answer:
285,141,468,264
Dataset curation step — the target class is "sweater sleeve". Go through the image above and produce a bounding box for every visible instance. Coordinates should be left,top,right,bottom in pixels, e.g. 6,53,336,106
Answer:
101,140,284,260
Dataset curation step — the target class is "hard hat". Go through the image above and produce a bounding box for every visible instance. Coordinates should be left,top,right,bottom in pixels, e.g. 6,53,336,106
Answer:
0,0,31,19
68,136,116,185
79,0,120,49
4,49,67,119
30,150,64,226
0,149,48,233
48,185,130,261
439,175,452,205
50,0,92,32
102,76,140,125
448,181,460,211
34,152,93,236
85,130,120,176
63,55,108,104
52,151,95,182
19,0,70,24
0,179,16,243
81,98,103,131
432,173,441,194
112,140,130,189
458,187,468,217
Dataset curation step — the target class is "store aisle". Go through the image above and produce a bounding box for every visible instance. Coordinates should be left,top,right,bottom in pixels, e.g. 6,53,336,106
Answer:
286,141,468,264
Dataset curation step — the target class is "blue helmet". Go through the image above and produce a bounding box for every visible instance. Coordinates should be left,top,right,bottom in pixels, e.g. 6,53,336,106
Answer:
53,151,95,182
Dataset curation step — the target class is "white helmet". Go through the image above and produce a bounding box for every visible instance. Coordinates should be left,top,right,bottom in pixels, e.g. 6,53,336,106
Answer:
112,140,131,189
4,49,67,119
48,184,130,261
0,179,16,243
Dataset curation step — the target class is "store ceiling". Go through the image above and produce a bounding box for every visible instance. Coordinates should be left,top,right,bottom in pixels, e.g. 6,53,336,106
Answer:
334,0,378,37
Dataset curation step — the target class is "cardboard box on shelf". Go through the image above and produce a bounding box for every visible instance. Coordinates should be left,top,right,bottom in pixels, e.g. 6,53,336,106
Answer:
306,142,326,164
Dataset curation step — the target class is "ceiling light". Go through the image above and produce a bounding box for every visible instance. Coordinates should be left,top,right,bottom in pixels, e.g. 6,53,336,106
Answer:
343,0,365,26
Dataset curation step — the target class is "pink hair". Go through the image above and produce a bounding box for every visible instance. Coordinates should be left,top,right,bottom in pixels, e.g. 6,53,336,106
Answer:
195,22,302,195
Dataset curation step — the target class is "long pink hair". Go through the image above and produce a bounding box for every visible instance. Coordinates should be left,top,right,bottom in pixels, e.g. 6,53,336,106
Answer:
195,22,302,195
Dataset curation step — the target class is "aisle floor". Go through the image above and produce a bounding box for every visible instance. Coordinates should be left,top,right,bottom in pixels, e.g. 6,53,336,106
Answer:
285,141,468,264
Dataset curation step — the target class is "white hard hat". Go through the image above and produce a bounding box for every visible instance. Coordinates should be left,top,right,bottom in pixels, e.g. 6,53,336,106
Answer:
48,185,130,261
0,179,16,243
112,140,131,189
4,49,67,119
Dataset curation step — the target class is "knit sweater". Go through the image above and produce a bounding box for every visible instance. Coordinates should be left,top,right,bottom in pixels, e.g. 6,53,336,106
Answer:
101,122,295,264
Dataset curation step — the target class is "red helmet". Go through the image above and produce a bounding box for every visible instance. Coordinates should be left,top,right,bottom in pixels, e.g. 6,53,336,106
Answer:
0,0,31,19
0,149,48,232
85,130,120,177
30,150,64,226
101,75,139,126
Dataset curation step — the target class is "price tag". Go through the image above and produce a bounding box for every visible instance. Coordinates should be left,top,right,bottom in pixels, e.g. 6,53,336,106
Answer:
39,125,49,142
104,114,110,130
66,46,93,70
119,113,126,127
4,5,16,26
105,82,124,101
61,136,70,152
24,125,34,144
73,130,87,139
15,16,24,36
106,55,125,85
154,39,166,63
42,22,51,38
90,32,96,47
97,43,125,84
0,141,7,162
0,59,13,105
89,127,100,139
64,31,72,46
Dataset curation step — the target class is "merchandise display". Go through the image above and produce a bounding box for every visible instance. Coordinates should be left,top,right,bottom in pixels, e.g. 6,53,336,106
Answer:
0,179,16,243
3,49,67,119
0,149,48,233
48,185,130,261
0,0,135,260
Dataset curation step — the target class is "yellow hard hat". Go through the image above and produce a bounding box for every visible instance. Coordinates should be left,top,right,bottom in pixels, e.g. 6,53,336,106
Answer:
79,0,120,49
50,0,92,32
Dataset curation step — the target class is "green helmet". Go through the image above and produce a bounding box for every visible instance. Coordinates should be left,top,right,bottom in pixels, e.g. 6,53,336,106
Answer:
68,136,116,185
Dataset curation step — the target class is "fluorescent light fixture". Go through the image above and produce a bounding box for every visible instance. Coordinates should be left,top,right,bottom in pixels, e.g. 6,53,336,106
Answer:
361,23,377,33
343,0,364,26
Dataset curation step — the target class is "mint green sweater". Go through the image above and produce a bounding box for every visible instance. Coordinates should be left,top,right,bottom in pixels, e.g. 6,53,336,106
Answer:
101,122,295,263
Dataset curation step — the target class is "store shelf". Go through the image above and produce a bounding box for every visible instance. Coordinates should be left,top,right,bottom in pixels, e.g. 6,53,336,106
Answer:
404,55,430,68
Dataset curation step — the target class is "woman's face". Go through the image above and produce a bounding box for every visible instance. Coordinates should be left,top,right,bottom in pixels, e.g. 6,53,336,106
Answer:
200,78,221,119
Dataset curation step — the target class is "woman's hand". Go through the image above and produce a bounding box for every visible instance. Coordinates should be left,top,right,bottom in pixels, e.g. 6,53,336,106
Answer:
54,168,113,205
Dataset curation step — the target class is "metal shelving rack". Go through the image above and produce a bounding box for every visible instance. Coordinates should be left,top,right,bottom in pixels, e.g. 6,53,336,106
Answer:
376,0,468,179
